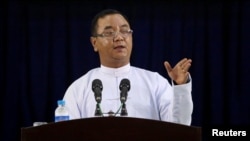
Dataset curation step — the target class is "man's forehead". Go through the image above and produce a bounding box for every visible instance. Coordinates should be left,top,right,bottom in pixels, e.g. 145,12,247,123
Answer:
97,14,129,29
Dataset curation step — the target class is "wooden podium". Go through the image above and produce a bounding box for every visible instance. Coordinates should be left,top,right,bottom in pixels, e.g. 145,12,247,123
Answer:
21,117,201,141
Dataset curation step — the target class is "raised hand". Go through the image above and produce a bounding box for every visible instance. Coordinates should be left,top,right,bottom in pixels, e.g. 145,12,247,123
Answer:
164,58,192,85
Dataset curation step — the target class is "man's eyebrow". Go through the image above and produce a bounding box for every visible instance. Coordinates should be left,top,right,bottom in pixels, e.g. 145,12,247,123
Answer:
103,26,113,30
120,24,129,28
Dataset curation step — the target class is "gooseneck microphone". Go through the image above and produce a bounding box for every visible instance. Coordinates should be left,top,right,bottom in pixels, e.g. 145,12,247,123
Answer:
92,79,103,103
92,79,103,116
119,78,130,103
119,78,130,116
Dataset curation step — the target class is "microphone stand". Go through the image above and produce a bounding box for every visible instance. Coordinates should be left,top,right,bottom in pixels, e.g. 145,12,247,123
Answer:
120,103,128,116
95,103,103,116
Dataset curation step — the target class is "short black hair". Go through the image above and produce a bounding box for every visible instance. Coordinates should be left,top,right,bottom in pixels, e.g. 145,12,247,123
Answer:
90,9,130,36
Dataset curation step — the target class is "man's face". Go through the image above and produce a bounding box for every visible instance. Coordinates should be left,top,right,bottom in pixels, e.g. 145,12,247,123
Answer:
90,14,133,68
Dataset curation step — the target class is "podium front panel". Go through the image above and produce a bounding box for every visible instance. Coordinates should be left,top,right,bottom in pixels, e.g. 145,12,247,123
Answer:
21,117,201,141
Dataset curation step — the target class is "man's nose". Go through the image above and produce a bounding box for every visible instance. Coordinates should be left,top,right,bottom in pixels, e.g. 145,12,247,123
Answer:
113,32,124,41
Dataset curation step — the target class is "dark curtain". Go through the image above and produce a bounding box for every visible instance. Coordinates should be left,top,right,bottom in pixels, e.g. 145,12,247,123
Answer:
1,0,250,141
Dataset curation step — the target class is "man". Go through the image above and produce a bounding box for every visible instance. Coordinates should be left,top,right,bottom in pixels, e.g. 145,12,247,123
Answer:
63,9,193,125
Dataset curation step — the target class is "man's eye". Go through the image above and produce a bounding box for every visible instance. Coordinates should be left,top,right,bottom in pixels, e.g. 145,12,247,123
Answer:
120,30,129,34
104,32,114,35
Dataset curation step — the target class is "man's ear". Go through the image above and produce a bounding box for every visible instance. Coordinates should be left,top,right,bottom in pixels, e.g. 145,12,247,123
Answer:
90,37,98,52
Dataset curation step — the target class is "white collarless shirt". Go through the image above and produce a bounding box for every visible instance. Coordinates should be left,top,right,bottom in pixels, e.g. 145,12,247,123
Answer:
63,63,193,125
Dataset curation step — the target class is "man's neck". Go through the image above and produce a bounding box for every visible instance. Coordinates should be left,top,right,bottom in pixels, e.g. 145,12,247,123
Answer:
101,61,129,68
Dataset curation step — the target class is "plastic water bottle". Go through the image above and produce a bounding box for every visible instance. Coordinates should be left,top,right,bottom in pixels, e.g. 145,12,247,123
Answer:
55,100,69,122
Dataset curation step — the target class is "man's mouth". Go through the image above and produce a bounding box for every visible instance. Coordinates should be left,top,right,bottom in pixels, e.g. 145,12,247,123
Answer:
114,45,125,49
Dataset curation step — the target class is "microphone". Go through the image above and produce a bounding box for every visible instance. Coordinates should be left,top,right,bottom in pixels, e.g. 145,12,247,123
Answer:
92,79,103,116
119,78,130,103
92,79,103,103
119,79,130,116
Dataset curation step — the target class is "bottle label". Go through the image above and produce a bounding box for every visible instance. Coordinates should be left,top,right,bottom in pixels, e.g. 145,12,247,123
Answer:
55,116,69,122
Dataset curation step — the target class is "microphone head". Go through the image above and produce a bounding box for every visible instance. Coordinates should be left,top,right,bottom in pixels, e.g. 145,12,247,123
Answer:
119,78,130,91
92,79,103,103
92,79,103,91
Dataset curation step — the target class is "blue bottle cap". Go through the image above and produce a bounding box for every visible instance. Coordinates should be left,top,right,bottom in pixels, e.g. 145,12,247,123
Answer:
57,100,65,106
